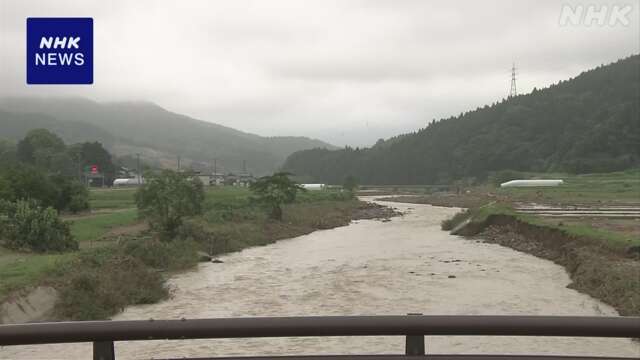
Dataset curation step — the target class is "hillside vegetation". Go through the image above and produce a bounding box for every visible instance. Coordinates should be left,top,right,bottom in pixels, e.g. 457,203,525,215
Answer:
0,98,335,175
283,55,640,184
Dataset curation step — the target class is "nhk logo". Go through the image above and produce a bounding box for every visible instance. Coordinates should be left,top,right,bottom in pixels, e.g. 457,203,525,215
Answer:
27,18,93,84
36,37,84,66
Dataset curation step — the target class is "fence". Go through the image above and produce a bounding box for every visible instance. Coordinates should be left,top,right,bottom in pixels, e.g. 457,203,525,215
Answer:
1,315,638,360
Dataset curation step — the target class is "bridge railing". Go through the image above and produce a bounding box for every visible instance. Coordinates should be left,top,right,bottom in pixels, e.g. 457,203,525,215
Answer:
1,315,638,360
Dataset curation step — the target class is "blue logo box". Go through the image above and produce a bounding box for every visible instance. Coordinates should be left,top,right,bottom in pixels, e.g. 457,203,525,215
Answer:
26,17,93,84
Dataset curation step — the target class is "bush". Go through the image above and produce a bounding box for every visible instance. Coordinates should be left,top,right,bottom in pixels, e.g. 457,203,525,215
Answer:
119,237,199,270
0,199,78,252
53,175,90,213
0,165,59,208
54,249,167,320
135,170,205,239
343,175,358,194
0,164,90,213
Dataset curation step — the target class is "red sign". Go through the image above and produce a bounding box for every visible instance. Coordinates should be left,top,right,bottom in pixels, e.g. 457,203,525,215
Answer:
90,165,99,174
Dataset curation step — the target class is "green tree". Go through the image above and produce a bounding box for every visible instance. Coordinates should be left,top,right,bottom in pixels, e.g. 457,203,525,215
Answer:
17,129,65,163
69,142,116,185
135,170,205,239
343,175,359,194
0,139,16,167
250,172,304,220
0,164,89,213
0,199,77,252
51,174,90,213
0,164,59,207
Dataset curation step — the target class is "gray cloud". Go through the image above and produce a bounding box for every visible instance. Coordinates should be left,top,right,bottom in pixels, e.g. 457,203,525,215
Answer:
0,0,638,146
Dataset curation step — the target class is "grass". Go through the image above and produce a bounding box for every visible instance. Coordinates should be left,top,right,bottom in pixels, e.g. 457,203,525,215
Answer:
205,186,252,204
458,201,640,251
0,247,73,300
0,208,141,300
1,190,140,302
88,188,138,210
495,168,640,205
440,209,471,231
69,209,139,242
181,198,360,255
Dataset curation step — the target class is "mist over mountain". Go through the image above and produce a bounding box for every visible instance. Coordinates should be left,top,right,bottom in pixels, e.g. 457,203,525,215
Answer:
282,55,640,185
0,97,336,175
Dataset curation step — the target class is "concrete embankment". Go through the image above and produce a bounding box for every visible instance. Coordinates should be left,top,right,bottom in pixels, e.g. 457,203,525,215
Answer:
0,287,58,324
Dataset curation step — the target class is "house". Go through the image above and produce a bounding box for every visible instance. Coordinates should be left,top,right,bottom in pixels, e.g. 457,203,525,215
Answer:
235,172,255,187
211,172,225,186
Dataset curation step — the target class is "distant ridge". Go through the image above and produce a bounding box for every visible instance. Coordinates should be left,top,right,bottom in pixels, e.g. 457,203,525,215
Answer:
0,97,336,175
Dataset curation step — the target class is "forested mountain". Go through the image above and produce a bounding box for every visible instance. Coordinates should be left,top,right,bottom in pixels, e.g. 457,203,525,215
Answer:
282,55,640,185
0,98,335,175
0,110,118,148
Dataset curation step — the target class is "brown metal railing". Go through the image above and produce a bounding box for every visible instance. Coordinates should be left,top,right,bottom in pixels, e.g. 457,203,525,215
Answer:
0,315,638,360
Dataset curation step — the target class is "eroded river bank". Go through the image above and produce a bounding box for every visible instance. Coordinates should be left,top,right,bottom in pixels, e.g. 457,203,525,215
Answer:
2,199,638,359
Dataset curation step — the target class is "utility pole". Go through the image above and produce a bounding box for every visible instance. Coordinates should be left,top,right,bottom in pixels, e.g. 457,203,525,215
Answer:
136,153,141,185
242,160,246,174
213,158,217,174
509,62,517,98
177,155,181,171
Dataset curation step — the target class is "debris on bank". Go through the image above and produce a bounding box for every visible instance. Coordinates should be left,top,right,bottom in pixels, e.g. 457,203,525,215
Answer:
352,202,403,221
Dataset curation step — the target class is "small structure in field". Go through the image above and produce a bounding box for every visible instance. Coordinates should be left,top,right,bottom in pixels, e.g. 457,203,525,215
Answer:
500,179,563,188
113,177,144,186
301,184,326,191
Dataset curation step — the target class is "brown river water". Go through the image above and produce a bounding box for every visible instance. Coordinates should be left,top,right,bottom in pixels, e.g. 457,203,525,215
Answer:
2,199,638,359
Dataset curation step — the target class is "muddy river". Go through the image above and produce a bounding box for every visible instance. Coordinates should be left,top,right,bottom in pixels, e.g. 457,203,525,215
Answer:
3,199,638,359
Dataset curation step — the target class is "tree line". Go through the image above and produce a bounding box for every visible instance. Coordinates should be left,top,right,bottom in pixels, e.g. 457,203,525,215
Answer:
0,129,116,252
0,126,309,252
282,55,640,185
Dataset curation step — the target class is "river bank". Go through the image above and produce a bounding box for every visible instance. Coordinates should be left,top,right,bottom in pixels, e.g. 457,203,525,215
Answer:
454,213,640,316
0,197,398,323
4,199,637,359
378,175,640,317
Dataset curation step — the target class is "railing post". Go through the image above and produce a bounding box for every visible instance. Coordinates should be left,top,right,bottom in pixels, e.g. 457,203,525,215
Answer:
93,341,115,360
405,313,425,356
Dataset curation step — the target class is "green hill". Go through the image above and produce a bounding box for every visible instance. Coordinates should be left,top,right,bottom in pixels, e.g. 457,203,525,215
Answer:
0,98,335,175
282,55,640,184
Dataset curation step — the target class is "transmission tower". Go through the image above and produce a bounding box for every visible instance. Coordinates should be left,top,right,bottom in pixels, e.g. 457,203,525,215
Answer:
509,63,517,97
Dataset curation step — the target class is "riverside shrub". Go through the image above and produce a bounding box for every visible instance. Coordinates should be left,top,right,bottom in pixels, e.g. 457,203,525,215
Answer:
135,170,205,239
0,199,78,252
54,249,167,320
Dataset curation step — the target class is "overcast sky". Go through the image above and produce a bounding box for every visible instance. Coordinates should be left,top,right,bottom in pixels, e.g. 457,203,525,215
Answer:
1,0,638,146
